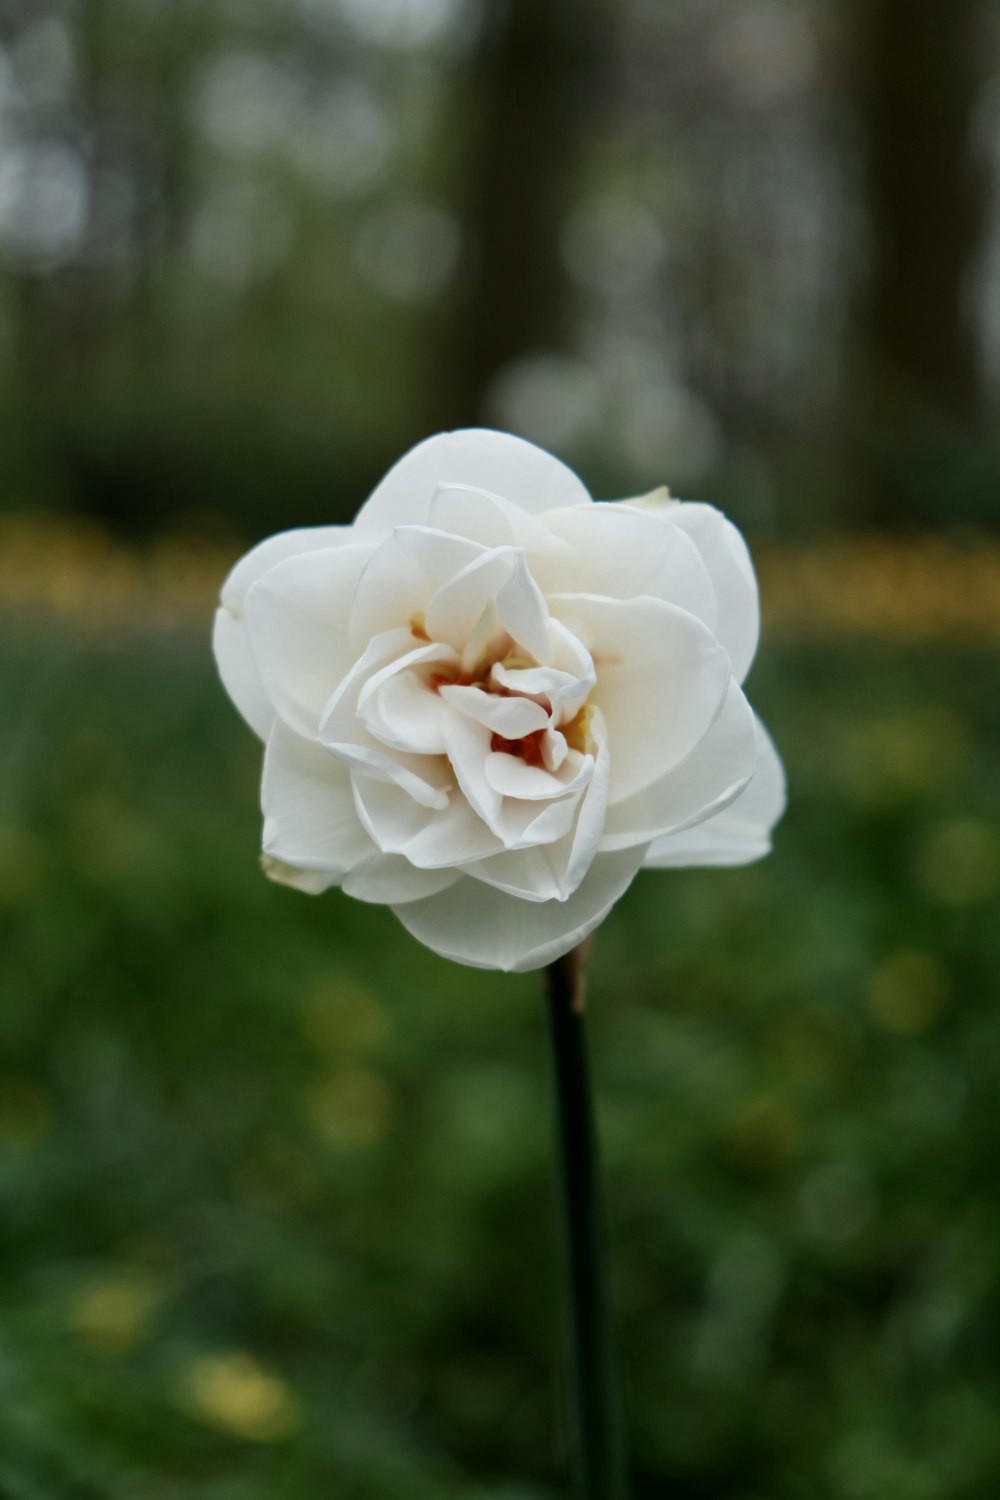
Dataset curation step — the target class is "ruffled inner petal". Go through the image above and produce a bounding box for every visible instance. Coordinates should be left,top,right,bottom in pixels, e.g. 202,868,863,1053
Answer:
353,776,504,868
483,748,592,801
439,684,550,737
349,526,485,652
366,668,449,755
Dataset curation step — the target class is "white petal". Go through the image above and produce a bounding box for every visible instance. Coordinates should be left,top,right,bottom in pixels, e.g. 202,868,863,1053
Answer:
352,428,592,541
483,749,592,801
601,680,758,851
244,545,375,738
341,855,460,905
668,502,760,684
349,526,484,652
441,707,503,833
463,845,567,903
213,605,275,741
319,630,455,808
323,628,451,742
220,526,350,613
423,548,551,664
423,549,518,653
489,661,588,720
326,740,451,810
494,555,553,663
497,791,584,850
392,847,646,972
643,720,785,867
353,776,504,867
550,593,731,803
355,638,456,750
214,526,352,740
542,729,569,771
439,684,550,737
261,721,374,878
468,712,610,903
368,669,448,755
562,706,611,892
541,503,717,629
429,481,575,592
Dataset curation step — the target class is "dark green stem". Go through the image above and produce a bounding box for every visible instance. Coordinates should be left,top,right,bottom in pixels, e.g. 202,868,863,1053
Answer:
545,944,629,1500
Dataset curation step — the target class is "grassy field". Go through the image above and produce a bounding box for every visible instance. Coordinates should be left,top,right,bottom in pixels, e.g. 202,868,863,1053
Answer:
2,613,999,1499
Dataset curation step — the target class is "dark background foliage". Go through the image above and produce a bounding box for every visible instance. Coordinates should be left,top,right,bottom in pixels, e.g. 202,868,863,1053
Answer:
2,1,999,1496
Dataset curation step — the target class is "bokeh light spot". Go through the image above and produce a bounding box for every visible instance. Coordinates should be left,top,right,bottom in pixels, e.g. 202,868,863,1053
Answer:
174,1352,303,1442
866,951,951,1036
915,819,1000,906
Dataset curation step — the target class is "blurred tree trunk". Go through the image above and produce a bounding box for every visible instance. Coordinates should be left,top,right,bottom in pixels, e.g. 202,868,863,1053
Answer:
847,0,987,524
433,0,610,429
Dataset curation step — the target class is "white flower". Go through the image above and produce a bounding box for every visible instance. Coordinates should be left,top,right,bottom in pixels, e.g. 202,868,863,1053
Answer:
213,429,785,971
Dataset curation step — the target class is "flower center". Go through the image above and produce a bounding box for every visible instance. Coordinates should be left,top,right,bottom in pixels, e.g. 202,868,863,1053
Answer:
411,610,592,767
489,728,547,767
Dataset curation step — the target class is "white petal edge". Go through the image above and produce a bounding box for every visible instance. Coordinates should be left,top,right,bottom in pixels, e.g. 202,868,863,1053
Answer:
214,525,351,740
261,721,375,878
600,679,758,851
352,429,593,541
541,502,718,631
213,605,275,741
668,501,760,685
244,544,375,739
342,855,461,905
392,846,647,972
642,720,785,867
550,592,732,803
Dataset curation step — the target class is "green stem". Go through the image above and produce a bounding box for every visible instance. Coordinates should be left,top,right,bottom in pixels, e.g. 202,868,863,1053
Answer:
545,944,629,1500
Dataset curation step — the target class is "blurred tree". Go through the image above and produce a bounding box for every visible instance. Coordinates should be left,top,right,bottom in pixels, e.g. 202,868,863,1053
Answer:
848,0,990,525
439,0,611,427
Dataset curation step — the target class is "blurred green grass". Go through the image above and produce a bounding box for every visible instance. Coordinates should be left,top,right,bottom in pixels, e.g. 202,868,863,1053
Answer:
2,619,1000,1499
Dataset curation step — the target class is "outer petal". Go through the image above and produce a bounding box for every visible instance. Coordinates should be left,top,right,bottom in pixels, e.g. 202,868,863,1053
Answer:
213,606,274,741
244,544,376,738
601,680,757,851
220,526,351,613
462,844,568,903
668,502,759,684
550,593,731,803
352,429,592,540
261,721,374,879
643,721,785,867
214,524,350,739
392,847,647,972
541,503,717,630
341,856,461,905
